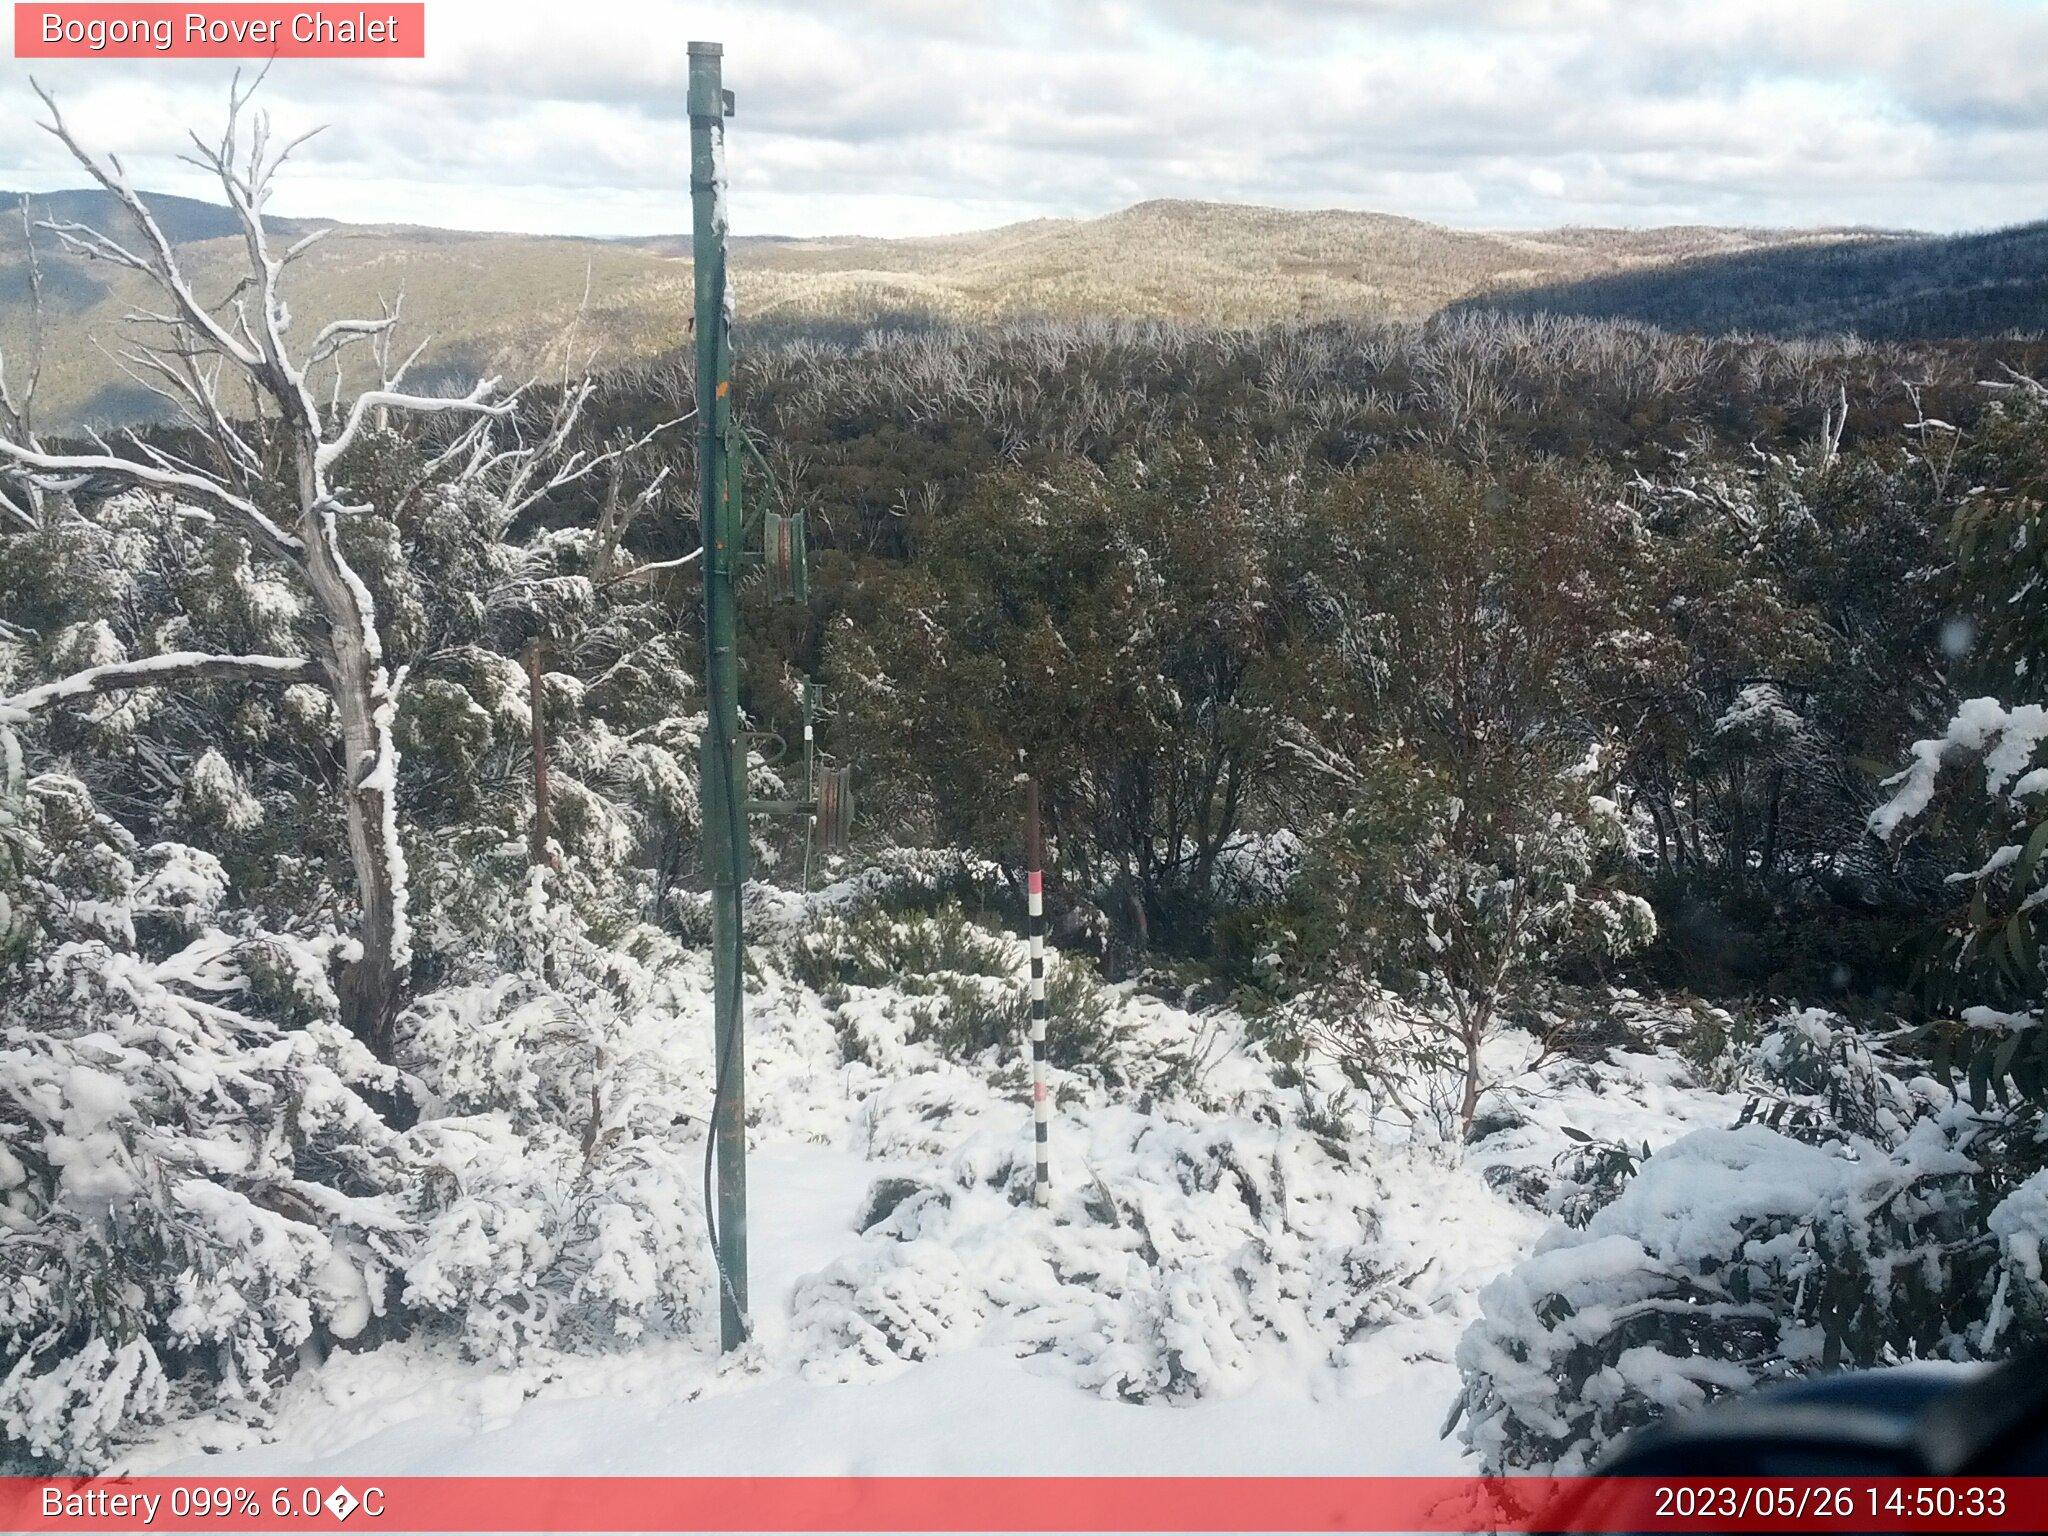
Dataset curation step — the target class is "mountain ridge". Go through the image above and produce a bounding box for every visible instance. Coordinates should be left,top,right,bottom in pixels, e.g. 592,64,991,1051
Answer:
0,188,1987,426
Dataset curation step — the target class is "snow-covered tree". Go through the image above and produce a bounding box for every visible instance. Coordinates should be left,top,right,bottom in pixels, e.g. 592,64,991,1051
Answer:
0,82,675,1057
1867,378,2048,1100
1281,459,1659,1136
0,719,412,1467
0,738,717,1466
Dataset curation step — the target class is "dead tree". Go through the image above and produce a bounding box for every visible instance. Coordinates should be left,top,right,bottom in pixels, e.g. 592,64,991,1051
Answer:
0,195,48,533
0,80,668,1059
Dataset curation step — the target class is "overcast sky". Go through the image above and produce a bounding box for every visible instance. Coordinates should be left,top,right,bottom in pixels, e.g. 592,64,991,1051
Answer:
4,0,2046,239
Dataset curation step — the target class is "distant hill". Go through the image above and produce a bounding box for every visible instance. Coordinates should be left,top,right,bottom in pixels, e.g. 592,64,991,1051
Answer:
1452,221,2048,339
0,186,323,246
0,189,691,426
0,187,1939,427
705,200,1864,331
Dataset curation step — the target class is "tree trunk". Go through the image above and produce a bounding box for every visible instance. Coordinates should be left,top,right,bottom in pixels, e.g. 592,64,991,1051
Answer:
330,645,406,1062
294,439,408,1064
1459,1015,1485,1139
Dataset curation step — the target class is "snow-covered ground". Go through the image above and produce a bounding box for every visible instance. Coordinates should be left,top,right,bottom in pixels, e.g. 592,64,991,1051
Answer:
139,1144,1481,1480
114,897,1748,1484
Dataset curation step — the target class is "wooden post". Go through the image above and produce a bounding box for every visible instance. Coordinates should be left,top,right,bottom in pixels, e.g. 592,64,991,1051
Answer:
526,640,550,868
1023,775,1050,1206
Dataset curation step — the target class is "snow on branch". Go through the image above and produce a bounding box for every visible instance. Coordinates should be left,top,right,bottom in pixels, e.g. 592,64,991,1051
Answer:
1871,697,2048,841
0,439,302,563
30,80,264,374
479,376,692,523
319,377,512,472
308,312,400,369
0,652,323,723
600,547,702,588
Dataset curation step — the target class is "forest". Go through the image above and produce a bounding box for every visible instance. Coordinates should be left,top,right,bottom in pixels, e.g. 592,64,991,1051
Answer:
1458,219,2048,341
4,108,2048,1481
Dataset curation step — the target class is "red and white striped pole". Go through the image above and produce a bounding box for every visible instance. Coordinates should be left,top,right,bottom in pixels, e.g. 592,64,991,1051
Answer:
1023,774,1050,1207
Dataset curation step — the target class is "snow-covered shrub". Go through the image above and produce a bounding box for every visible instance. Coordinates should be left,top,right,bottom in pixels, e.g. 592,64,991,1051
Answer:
1740,1007,1920,1145
0,757,408,1470
794,1105,1419,1401
1456,1126,1837,1472
399,1112,706,1364
794,898,1120,1072
394,870,709,1362
167,748,265,838
1987,1168,2048,1345
794,899,1014,990
1454,1081,2047,1473
0,739,713,1464
1545,1132,1654,1230
1304,744,1657,1138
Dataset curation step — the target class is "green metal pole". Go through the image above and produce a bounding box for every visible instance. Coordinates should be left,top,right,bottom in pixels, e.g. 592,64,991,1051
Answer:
689,38,747,1353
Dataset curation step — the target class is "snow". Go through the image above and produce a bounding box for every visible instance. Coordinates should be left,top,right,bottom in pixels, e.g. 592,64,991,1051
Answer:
159,1342,1466,1482
0,651,314,720
26,882,2022,1489
362,663,413,970
1712,682,1804,743
140,1137,1489,1482
175,749,264,833
109,896,1627,1482
1872,695,2048,839
1990,1170,2048,1289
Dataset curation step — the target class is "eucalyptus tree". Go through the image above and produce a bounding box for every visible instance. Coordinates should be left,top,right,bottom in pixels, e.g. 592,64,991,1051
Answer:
0,81,674,1057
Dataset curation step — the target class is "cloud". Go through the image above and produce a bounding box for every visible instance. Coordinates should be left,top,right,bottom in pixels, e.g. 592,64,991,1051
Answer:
1,0,2042,238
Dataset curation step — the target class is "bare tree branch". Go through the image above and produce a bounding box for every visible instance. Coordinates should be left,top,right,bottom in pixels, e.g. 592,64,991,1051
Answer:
320,377,510,471
0,652,322,721
0,439,302,562
32,79,265,373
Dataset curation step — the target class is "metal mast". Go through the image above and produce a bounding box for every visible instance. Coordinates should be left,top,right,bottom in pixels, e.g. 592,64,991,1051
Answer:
686,40,852,1355
689,39,747,1354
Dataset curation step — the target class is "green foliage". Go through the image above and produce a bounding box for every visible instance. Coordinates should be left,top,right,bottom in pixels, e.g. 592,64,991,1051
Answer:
1459,222,2048,341
793,899,1015,990
829,437,1304,952
1277,458,1658,1129
792,899,1118,1070
1460,1006,2048,1473
1865,388,2048,1105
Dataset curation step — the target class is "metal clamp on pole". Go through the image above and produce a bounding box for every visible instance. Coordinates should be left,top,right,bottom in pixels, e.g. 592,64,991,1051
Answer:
745,677,853,852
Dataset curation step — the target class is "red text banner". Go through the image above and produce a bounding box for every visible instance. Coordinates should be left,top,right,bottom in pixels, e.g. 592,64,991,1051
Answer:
15,5,425,58
4,1475,2048,1532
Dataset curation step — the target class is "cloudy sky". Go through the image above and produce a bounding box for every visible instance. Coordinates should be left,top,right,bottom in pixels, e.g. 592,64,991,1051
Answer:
4,0,2046,239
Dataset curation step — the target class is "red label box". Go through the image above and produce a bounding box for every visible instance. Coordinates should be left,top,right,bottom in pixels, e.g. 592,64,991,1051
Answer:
15,4,426,58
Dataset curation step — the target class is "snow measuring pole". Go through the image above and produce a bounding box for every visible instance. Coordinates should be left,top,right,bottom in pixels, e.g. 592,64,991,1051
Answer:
690,41,853,1354
1023,776,1050,1206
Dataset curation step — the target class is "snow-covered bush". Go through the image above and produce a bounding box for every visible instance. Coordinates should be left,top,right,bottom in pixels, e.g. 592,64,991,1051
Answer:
0,735,714,1466
794,898,1120,1073
1456,1125,1825,1473
1454,1011,2048,1473
794,1104,1418,1401
395,870,710,1363
0,754,408,1470
1304,744,1656,1139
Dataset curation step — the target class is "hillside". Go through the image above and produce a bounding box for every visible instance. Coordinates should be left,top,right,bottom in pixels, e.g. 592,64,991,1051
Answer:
1453,220,2048,338
0,191,693,426
719,199,1867,330
0,189,1870,427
